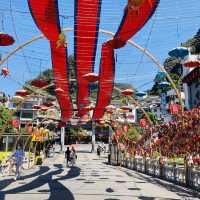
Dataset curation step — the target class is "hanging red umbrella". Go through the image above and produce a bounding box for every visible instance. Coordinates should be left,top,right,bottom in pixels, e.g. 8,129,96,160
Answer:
15,89,29,97
121,89,134,96
83,72,99,82
43,101,54,107
1,68,9,77
40,106,49,111
121,105,132,112
31,79,49,88
183,56,200,68
0,33,15,46
32,105,41,109
106,105,116,114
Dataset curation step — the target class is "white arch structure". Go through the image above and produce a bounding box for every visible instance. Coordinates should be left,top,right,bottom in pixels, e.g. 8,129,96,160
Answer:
0,27,184,112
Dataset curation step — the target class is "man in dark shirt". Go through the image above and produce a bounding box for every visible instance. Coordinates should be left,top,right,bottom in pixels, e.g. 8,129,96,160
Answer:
65,147,71,167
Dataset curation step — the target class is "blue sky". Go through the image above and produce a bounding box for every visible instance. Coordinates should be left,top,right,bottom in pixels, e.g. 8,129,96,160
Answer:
0,0,200,95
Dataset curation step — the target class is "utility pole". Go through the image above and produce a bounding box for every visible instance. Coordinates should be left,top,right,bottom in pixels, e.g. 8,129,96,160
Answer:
91,120,96,153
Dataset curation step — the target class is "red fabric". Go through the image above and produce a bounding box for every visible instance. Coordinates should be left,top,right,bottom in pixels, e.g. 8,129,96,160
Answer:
74,0,102,116
93,0,159,119
115,0,159,41
93,45,115,119
28,0,72,122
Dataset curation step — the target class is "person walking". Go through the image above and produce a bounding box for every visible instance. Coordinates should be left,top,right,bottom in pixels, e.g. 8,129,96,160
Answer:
97,145,101,159
70,146,77,166
65,147,71,167
12,145,24,180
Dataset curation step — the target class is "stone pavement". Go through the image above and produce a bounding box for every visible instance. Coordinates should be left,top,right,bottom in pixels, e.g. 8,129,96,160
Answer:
0,144,199,200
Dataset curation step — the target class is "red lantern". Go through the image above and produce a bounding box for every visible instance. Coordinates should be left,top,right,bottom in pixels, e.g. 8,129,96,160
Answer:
169,103,180,115
0,33,15,46
15,89,29,97
116,129,123,137
139,118,147,128
83,72,99,82
1,68,9,77
31,79,49,88
121,89,134,96
11,119,20,128
123,124,129,132
27,126,33,134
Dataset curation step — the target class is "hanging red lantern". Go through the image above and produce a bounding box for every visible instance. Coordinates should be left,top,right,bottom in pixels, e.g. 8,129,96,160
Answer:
27,126,33,134
11,119,20,128
123,124,129,132
31,79,49,88
116,129,123,137
1,68,9,77
15,89,29,97
169,103,180,115
83,72,99,82
139,118,147,128
121,89,134,96
0,33,15,46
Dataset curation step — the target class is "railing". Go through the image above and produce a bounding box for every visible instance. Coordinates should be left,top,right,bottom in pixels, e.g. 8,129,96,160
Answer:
110,146,200,191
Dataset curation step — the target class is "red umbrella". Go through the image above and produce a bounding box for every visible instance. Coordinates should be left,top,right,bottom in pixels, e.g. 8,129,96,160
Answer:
83,73,99,82
1,68,9,77
0,33,15,46
40,106,49,111
183,59,200,68
32,105,41,109
31,79,49,88
121,89,134,96
121,105,132,112
43,102,54,107
15,89,29,97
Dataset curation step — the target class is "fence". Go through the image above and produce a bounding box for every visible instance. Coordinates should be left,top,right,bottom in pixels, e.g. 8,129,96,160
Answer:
110,145,200,191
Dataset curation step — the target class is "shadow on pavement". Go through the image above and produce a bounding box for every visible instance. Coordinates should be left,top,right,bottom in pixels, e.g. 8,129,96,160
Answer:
0,165,80,200
0,166,50,191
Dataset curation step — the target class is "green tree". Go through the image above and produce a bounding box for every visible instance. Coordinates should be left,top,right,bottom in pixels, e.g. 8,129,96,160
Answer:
0,106,14,133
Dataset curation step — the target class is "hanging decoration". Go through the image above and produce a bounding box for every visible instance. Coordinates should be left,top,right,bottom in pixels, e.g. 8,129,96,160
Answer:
0,32,15,46
83,73,99,83
31,79,49,88
74,0,102,116
93,0,159,119
121,89,134,96
28,0,73,122
1,67,9,77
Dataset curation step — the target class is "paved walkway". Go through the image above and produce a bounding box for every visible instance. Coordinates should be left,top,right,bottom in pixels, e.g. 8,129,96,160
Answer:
0,145,199,200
